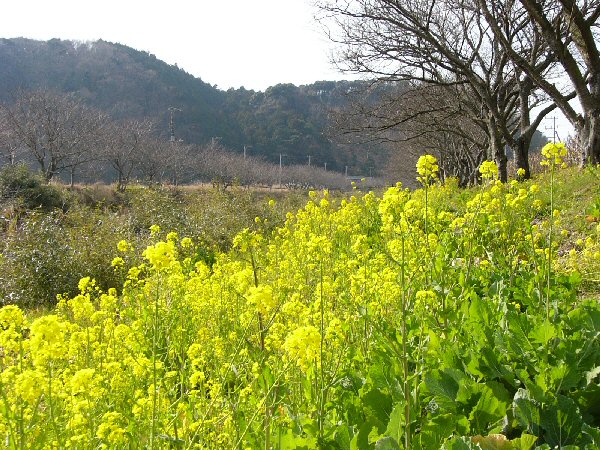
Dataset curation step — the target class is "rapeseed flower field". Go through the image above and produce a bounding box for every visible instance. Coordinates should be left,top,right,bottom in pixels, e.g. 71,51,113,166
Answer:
1,145,599,448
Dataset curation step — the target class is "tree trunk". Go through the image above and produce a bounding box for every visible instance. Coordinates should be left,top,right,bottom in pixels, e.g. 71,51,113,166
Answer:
579,109,600,165
117,171,124,192
514,134,533,179
488,118,508,182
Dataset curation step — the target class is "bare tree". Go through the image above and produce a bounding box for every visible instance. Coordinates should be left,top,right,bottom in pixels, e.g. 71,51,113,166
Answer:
136,138,170,184
336,82,489,185
479,0,600,164
318,0,559,180
0,111,24,166
102,119,155,190
1,89,107,182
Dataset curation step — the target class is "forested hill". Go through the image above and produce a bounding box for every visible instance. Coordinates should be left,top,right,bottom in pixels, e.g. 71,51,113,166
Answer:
0,38,375,172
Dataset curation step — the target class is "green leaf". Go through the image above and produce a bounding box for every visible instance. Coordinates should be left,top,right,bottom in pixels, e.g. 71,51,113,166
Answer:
334,426,352,450
419,413,457,450
361,388,393,429
441,436,479,449
469,294,492,327
385,403,405,446
469,384,509,434
513,389,541,435
480,348,516,386
572,384,600,425
549,363,580,393
582,423,600,445
278,429,318,449
374,436,401,450
529,320,556,346
505,312,535,356
511,433,538,450
540,395,582,447
424,369,463,411
351,421,377,450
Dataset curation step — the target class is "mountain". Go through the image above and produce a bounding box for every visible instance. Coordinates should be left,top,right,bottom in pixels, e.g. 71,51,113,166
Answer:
0,38,381,172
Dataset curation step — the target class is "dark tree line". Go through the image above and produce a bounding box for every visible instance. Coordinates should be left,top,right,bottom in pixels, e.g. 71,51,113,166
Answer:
318,0,599,183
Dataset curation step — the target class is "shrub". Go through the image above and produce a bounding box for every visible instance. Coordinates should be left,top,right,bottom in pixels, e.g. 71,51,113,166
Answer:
0,164,67,211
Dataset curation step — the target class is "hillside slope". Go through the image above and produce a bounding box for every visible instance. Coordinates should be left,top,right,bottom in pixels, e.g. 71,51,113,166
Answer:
0,38,383,172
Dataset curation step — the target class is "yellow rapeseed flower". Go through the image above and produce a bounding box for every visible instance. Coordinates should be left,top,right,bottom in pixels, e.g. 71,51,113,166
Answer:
479,161,499,180
283,326,321,372
143,241,176,271
149,224,161,237
541,142,568,166
116,240,132,252
416,154,439,183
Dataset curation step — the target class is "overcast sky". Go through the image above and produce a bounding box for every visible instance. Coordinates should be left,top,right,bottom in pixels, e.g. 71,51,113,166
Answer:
1,0,352,91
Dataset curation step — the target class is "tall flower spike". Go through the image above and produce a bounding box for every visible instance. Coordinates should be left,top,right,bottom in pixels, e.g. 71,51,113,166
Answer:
541,142,567,167
479,160,499,180
416,154,439,184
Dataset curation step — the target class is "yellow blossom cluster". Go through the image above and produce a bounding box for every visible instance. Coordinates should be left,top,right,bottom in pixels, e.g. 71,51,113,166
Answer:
416,154,439,184
541,142,568,167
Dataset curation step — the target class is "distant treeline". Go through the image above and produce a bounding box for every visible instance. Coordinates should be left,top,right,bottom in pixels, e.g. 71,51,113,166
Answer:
0,89,353,190
0,38,390,175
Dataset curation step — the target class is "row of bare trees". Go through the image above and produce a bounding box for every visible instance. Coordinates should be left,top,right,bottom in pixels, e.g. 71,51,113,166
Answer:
0,89,351,190
319,0,599,183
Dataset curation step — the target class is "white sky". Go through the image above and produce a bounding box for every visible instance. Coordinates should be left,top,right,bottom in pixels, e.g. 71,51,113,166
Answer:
0,0,352,91
0,0,575,138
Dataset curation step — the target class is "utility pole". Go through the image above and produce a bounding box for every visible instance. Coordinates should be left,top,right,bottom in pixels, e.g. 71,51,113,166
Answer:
345,165,348,178
324,162,327,171
308,155,311,167
545,116,560,144
168,107,182,142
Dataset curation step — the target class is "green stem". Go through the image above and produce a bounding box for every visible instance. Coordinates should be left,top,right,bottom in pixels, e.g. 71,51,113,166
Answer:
318,261,325,443
547,166,554,321
151,279,160,449
400,232,411,450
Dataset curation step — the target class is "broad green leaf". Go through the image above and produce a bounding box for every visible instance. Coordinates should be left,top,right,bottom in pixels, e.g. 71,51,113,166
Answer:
456,379,479,406
441,436,479,449
480,348,515,386
384,403,405,446
549,363,580,393
506,312,535,356
568,302,600,334
469,385,507,434
510,433,538,450
424,369,461,411
513,389,541,435
361,388,393,428
374,436,401,450
529,320,556,346
334,425,352,450
540,395,582,447
278,429,318,450
351,421,377,450
582,423,600,445
418,413,456,450
469,294,492,327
